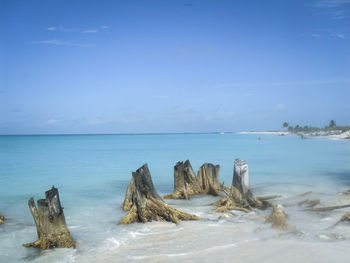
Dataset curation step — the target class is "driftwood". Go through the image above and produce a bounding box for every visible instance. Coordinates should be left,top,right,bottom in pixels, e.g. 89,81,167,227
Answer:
212,159,264,213
164,161,222,199
23,186,75,250
338,212,350,223
330,212,350,228
298,199,320,208
284,199,321,208
297,191,313,197
119,164,200,225
257,195,282,201
266,203,289,230
340,189,350,196
308,204,350,212
0,213,4,224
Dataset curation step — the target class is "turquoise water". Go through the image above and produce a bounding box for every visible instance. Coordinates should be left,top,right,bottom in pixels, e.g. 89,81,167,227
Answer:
1,134,350,262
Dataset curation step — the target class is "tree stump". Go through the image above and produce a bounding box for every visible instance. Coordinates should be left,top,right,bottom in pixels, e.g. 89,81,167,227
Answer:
23,186,75,250
164,161,222,199
0,213,5,224
233,159,250,196
197,163,222,196
212,159,264,212
118,164,200,224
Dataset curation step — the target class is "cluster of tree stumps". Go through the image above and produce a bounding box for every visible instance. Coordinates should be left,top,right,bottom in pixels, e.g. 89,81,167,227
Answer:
120,159,290,230
7,159,350,253
23,186,75,250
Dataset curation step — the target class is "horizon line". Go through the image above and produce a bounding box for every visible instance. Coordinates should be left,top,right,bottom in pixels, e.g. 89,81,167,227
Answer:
0,130,286,136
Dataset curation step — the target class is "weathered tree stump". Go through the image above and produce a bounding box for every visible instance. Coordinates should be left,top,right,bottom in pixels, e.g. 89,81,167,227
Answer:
118,164,200,225
23,186,75,250
163,160,201,199
164,161,222,199
233,159,250,196
0,213,5,224
212,159,263,213
197,163,221,196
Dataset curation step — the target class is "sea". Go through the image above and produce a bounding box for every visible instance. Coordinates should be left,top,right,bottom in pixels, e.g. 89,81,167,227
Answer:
0,133,350,263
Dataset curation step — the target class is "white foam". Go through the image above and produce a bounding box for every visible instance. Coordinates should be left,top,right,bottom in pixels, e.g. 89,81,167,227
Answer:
127,238,259,260
104,237,122,250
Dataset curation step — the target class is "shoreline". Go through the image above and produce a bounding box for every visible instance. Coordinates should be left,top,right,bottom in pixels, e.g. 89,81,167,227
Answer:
237,130,350,140
237,131,290,135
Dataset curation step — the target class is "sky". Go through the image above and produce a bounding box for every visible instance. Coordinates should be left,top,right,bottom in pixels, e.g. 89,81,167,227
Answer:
0,0,350,134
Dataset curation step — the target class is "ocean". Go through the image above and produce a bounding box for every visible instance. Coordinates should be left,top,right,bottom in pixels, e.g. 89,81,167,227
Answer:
1,133,350,262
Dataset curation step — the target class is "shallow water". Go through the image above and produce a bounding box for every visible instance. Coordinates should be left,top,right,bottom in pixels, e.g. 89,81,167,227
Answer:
1,133,350,262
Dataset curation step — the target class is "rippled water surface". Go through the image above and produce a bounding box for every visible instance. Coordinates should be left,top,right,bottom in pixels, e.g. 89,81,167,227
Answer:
1,134,350,262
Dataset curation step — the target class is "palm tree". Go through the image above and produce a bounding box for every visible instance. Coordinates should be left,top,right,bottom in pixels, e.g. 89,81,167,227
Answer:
282,122,289,129
329,120,336,128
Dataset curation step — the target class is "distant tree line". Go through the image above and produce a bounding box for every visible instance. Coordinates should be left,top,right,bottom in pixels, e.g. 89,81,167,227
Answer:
282,120,350,133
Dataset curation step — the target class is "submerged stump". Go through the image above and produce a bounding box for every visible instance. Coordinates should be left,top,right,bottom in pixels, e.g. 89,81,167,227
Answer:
266,203,289,230
0,213,5,224
164,161,222,199
23,186,75,250
119,164,200,225
212,159,263,213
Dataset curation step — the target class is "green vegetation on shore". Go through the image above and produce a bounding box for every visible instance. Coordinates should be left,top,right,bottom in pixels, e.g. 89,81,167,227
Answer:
282,120,350,133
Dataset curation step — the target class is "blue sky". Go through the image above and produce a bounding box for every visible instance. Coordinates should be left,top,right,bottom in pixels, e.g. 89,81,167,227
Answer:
1,0,349,134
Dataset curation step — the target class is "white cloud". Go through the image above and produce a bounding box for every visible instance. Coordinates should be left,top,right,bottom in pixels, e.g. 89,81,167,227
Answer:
58,26,77,32
311,0,350,8
31,40,94,47
309,0,350,19
101,25,109,29
81,29,98,34
312,33,321,38
47,27,56,31
337,33,346,39
34,40,70,45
